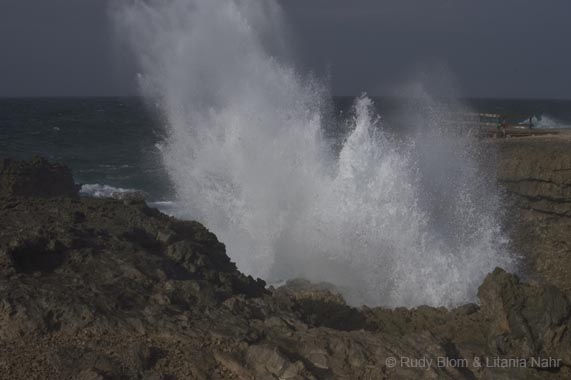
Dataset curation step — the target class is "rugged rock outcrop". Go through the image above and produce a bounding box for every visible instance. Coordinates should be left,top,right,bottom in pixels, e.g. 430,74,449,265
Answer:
477,268,571,365
0,156,79,198
1,157,571,380
496,133,571,295
497,134,571,217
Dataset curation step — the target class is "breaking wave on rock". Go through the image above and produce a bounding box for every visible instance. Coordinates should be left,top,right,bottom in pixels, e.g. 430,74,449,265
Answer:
113,0,516,307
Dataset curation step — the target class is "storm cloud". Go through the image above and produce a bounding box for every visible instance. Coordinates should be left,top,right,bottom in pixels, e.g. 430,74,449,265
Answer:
0,0,569,98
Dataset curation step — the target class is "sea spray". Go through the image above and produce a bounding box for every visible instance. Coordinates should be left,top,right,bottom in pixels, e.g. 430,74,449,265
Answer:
113,0,516,307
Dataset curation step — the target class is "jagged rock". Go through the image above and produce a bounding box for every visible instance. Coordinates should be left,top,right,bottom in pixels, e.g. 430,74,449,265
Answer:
478,268,571,365
277,279,371,331
1,157,571,380
496,136,571,296
112,190,148,202
497,137,571,216
0,156,80,198
245,344,313,380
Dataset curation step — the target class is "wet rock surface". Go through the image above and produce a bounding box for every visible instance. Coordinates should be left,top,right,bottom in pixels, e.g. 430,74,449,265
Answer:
1,157,571,380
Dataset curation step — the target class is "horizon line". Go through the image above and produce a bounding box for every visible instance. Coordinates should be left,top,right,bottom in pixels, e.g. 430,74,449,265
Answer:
1,94,571,102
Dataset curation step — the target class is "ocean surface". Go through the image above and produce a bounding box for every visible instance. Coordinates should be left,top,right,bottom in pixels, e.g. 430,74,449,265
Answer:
1,96,569,202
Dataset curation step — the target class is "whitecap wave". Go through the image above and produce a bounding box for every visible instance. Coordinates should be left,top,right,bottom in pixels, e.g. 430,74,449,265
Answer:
80,183,138,198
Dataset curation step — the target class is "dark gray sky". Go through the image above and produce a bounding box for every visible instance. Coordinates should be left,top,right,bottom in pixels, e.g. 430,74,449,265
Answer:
1,0,570,99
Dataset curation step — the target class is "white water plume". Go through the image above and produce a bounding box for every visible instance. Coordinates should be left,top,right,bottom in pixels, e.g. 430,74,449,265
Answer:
114,0,516,307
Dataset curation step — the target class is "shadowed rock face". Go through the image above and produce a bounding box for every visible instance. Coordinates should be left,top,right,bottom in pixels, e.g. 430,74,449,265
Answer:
0,156,80,198
1,157,571,380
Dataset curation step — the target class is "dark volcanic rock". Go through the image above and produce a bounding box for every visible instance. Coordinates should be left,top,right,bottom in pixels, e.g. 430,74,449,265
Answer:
1,157,571,380
0,156,79,198
0,196,267,335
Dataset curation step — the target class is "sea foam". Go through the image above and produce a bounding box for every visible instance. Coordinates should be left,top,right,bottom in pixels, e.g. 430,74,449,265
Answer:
80,183,137,198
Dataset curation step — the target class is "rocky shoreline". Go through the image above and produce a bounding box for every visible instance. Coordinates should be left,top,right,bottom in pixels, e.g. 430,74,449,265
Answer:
1,139,571,380
495,131,571,294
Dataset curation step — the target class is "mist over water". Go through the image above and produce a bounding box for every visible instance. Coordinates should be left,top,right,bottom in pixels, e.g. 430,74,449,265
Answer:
114,0,515,307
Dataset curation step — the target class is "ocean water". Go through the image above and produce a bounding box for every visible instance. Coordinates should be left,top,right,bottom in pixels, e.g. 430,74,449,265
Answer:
0,97,171,199
1,96,569,201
